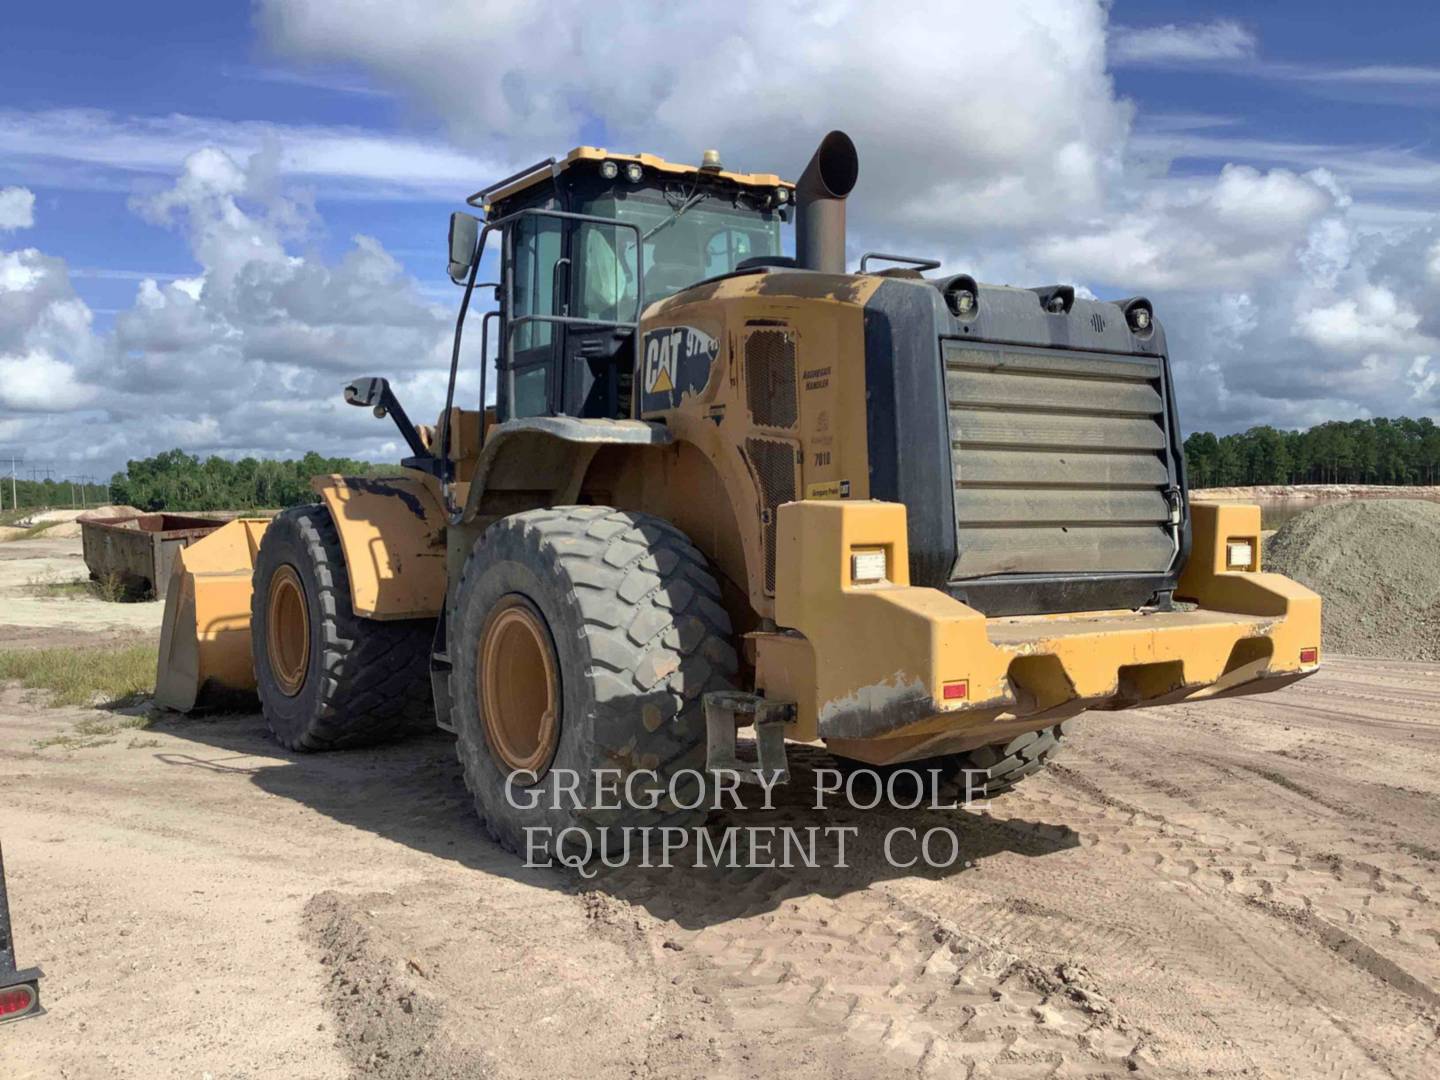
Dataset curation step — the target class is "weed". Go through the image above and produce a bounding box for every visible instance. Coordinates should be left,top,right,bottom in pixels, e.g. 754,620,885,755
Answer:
0,644,155,708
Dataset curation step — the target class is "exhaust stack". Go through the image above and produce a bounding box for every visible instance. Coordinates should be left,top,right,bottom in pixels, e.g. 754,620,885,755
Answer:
795,130,859,274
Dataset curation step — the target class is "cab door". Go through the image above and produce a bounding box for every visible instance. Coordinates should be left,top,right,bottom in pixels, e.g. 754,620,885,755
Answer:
501,212,564,420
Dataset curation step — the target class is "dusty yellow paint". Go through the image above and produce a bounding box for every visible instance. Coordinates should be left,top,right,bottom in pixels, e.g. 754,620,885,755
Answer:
154,518,270,711
622,271,883,617
756,499,1322,761
313,475,448,620
480,145,792,208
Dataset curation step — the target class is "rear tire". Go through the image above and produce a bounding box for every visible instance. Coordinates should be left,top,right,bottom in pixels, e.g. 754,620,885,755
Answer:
835,722,1071,801
450,507,738,856
251,504,434,751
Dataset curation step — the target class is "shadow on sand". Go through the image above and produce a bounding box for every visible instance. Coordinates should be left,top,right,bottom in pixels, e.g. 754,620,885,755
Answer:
154,710,1079,930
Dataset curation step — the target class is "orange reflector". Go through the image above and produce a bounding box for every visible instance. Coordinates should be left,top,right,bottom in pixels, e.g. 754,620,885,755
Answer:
0,984,35,1018
1300,647,1319,665
942,680,969,701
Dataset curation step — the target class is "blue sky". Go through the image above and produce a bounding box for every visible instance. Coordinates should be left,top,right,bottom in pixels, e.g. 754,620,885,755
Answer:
3,1,1439,479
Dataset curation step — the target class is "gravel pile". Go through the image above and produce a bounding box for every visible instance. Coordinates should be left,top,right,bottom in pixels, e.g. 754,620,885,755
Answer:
1264,499,1440,660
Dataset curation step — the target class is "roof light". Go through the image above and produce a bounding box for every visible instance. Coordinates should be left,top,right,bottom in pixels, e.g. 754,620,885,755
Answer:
774,187,790,204
624,162,643,183
701,149,723,171
599,160,619,180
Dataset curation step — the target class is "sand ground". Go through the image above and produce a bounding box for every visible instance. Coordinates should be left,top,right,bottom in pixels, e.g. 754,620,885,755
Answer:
1,537,1438,1078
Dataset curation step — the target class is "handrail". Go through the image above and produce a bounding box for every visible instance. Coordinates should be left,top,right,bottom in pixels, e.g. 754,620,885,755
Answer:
440,207,646,518
859,251,941,273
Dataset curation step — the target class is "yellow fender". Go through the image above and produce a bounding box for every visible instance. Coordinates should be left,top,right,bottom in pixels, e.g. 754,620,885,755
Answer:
311,475,447,620
155,518,271,712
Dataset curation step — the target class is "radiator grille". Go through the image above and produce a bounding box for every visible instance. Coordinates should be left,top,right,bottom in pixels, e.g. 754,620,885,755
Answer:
745,329,798,429
745,436,798,593
944,341,1175,580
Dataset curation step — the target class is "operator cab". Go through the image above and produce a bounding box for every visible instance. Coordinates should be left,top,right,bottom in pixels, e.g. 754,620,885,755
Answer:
455,148,792,423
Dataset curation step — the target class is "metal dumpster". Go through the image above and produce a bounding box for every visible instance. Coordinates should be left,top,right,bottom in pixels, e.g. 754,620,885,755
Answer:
80,513,224,599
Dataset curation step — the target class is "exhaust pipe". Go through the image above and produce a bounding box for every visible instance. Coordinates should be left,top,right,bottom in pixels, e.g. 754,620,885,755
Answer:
795,130,859,274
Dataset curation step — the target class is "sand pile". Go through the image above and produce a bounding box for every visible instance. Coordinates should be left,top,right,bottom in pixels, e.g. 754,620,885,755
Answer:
1265,499,1440,660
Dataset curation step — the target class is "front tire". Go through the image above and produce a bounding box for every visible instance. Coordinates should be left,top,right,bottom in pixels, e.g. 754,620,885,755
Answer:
450,507,738,856
251,504,434,751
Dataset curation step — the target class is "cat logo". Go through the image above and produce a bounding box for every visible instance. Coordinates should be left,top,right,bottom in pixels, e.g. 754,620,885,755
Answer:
641,325,718,413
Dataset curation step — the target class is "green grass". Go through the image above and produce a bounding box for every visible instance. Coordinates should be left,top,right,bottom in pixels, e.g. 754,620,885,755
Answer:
0,644,155,708
28,574,144,602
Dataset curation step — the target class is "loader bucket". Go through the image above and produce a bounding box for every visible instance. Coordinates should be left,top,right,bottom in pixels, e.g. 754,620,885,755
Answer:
154,518,271,712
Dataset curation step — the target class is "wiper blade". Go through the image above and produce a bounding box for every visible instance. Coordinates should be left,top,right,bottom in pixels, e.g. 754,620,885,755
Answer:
642,190,709,241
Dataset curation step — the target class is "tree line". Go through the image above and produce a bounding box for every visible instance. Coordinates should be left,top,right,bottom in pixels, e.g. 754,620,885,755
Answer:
1185,417,1440,489
106,449,397,512
0,478,112,514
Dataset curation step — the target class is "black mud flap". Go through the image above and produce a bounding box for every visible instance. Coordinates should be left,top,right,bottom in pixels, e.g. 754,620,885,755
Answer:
0,843,44,1024
430,615,454,733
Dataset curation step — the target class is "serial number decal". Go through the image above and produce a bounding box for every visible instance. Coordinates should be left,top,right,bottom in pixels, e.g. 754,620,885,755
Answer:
641,325,718,413
805,479,851,500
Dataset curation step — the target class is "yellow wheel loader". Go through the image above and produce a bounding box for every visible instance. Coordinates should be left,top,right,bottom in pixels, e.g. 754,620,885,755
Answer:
157,131,1321,853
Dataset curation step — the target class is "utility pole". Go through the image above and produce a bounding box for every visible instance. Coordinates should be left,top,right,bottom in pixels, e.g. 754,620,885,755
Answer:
0,451,21,512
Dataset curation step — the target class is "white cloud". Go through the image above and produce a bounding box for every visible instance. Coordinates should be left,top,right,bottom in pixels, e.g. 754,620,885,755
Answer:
1295,286,1424,355
0,108,499,200
4,0,1439,478
1,145,453,469
1111,20,1257,66
0,186,35,231
260,0,1131,239
0,350,96,411
1031,165,1339,290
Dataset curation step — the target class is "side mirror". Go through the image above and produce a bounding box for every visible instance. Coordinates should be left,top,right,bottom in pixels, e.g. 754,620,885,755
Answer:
448,212,480,283
344,376,388,412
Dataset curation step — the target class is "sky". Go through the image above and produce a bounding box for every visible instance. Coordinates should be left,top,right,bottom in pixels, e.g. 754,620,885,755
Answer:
3,0,1440,482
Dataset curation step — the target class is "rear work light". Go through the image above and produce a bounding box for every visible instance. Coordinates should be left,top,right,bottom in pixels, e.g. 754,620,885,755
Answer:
1226,539,1256,570
850,547,888,585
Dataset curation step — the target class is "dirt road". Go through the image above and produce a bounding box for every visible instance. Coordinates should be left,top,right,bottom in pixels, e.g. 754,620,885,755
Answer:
2,539,1439,1078
4,658,1439,1078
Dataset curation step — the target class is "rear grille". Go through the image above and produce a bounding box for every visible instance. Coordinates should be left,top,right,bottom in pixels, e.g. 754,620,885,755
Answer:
944,341,1175,580
744,436,798,593
745,329,798,429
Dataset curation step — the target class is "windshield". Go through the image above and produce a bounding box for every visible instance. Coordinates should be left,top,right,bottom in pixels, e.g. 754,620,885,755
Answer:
572,191,783,323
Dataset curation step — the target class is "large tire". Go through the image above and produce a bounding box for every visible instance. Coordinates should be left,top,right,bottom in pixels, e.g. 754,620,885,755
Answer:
450,507,738,856
836,721,1071,801
251,504,434,751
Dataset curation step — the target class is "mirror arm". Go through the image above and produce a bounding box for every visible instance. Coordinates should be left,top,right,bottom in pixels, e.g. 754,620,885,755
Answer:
343,377,437,471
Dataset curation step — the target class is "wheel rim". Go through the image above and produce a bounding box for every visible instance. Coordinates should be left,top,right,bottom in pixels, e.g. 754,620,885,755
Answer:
266,564,310,697
478,596,560,776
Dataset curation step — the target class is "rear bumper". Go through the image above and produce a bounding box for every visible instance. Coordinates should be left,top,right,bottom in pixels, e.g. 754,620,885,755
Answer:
755,500,1320,763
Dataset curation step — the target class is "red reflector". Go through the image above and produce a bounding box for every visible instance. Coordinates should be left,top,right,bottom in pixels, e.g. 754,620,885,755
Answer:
0,985,35,1017
942,680,969,701
1300,647,1319,665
